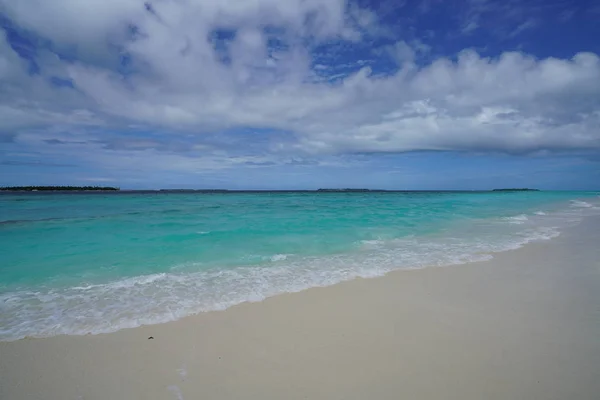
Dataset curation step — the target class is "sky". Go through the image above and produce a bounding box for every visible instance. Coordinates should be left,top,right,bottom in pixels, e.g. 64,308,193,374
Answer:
0,0,599,190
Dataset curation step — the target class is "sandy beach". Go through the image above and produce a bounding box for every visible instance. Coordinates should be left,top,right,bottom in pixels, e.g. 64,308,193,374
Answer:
1,216,599,400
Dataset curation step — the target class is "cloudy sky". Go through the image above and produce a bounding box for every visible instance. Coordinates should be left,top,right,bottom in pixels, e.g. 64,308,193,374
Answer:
1,0,599,189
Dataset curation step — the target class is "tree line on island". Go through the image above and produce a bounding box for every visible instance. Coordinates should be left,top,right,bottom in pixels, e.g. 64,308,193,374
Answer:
491,188,540,192
0,186,120,191
0,186,539,193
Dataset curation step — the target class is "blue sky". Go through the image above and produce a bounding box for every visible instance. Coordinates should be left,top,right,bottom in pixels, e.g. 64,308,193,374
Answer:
0,0,599,189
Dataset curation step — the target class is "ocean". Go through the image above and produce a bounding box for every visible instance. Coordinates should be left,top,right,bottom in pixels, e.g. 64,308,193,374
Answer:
1,191,599,341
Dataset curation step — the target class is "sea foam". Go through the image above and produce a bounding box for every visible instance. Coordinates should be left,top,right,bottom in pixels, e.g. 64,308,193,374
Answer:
570,200,593,208
502,214,529,224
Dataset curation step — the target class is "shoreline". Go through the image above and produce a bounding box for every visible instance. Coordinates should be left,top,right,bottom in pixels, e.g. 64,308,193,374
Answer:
0,222,568,343
1,216,599,399
2,196,593,342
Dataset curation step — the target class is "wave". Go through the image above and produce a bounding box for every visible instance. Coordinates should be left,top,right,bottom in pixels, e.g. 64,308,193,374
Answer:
70,273,168,291
570,200,593,208
0,222,566,341
502,214,529,224
534,211,546,216
269,254,289,262
360,239,386,247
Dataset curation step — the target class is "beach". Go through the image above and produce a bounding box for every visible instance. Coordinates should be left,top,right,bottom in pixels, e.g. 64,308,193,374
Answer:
2,0,598,396
1,215,599,399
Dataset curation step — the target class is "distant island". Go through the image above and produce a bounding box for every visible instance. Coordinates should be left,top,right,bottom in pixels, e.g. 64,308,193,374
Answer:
0,187,542,193
317,188,372,192
0,186,120,191
159,189,230,193
492,188,540,192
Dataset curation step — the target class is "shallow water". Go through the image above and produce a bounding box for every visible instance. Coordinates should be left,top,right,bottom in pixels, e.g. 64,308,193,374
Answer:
1,191,599,340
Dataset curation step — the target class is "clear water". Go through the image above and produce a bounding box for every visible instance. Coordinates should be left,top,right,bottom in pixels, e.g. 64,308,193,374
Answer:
1,191,599,340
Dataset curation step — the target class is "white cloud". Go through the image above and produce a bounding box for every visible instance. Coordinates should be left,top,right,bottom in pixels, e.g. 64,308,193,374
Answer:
387,41,415,65
1,0,599,167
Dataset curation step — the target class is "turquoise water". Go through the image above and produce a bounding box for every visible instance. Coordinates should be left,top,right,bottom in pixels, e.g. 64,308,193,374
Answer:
1,191,599,340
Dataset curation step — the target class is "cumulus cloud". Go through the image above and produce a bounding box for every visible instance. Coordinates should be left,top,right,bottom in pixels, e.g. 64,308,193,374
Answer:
0,0,599,172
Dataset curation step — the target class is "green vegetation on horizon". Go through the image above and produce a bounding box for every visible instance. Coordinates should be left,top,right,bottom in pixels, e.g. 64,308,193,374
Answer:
0,187,543,193
0,186,120,191
492,188,540,192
